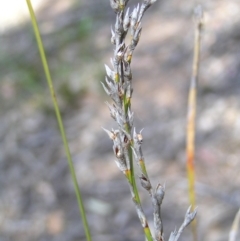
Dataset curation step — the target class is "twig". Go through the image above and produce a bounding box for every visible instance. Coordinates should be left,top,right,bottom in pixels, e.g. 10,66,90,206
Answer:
168,207,198,241
133,128,165,241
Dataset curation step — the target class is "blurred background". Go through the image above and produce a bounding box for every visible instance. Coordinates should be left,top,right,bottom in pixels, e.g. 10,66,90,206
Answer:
0,0,240,241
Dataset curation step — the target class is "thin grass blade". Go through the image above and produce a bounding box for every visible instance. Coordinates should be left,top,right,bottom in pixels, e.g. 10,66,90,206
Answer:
25,1,92,241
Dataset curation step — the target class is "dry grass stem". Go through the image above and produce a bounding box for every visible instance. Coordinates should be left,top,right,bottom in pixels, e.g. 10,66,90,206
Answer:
186,5,203,241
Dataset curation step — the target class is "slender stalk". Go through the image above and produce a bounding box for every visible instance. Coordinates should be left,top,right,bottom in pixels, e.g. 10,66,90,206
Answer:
120,72,149,239
186,5,203,241
103,1,159,241
25,1,91,241
104,2,197,241
168,207,197,241
124,107,141,204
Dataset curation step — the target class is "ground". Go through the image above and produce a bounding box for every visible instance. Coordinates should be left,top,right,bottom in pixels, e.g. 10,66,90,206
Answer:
0,0,240,241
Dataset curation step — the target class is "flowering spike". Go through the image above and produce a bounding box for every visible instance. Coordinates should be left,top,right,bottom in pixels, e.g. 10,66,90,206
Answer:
103,1,169,241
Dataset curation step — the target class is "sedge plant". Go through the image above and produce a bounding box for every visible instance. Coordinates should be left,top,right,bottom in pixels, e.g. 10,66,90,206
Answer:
26,0,198,241
102,1,197,241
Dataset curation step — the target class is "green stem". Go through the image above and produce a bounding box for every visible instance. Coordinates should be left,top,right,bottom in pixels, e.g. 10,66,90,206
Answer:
25,1,92,241
124,97,153,241
123,97,141,203
128,144,141,203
